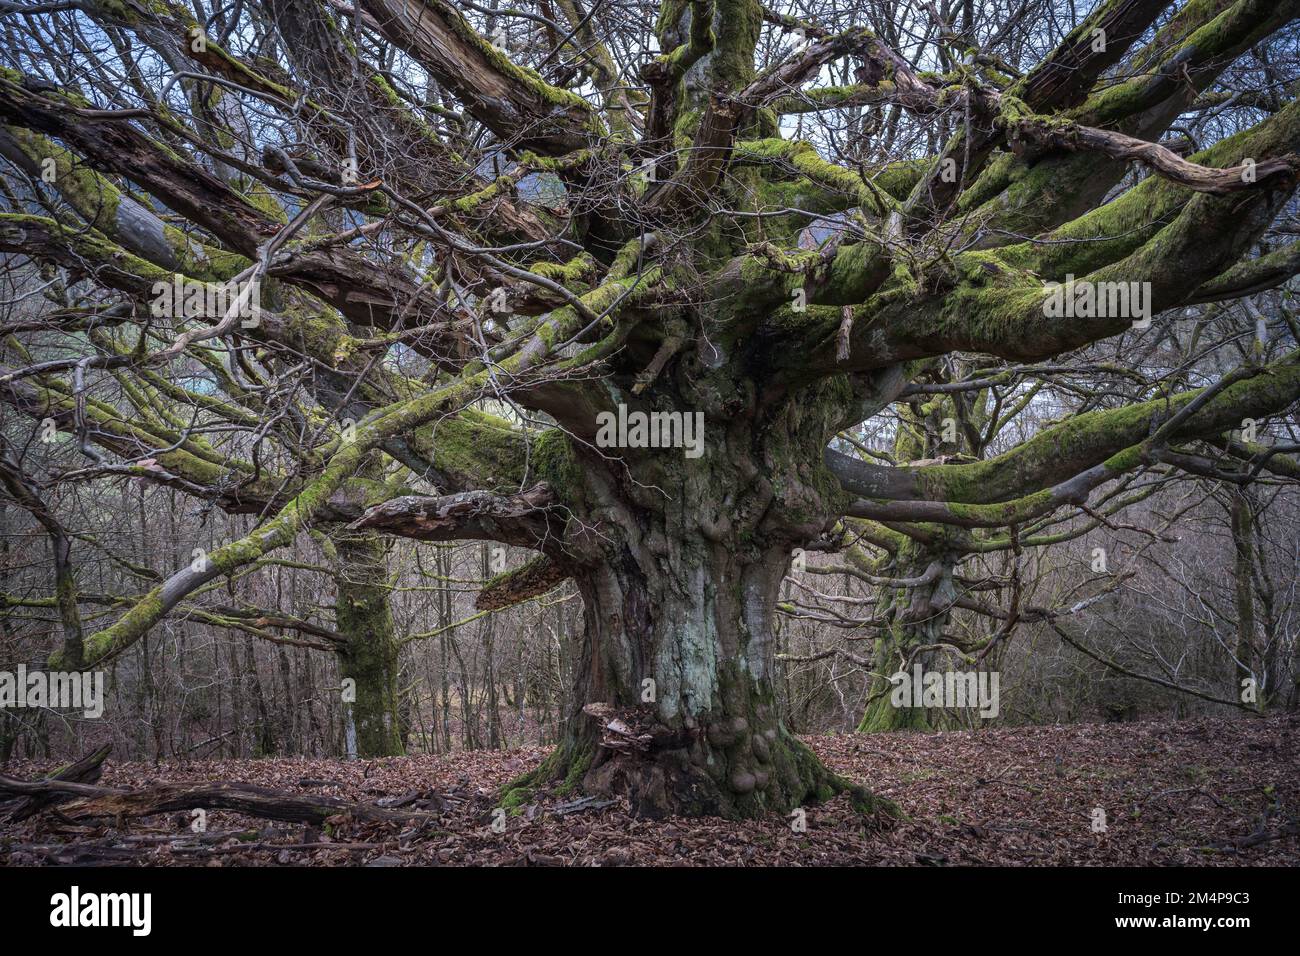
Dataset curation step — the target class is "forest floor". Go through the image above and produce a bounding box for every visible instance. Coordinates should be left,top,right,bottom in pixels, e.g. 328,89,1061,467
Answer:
2,714,1297,866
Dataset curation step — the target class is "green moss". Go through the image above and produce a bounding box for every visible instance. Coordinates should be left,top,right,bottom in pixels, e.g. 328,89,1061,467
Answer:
530,251,597,286
530,428,581,495
1074,0,1248,127
909,357,1300,506
335,531,404,757
425,410,529,489
499,737,594,810
555,747,593,795
0,214,173,288
244,181,287,224
707,0,762,92
671,106,702,151
441,0,603,132
500,785,533,813
446,175,514,215
736,139,881,210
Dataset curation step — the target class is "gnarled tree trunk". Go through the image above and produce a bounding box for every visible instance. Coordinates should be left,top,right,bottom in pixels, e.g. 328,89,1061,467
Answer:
505,379,888,819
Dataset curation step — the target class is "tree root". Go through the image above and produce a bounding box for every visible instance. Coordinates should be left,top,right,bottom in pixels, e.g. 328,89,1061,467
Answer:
501,729,904,826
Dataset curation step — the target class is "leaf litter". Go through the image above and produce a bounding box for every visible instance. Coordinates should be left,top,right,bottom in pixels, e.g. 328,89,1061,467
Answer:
1,715,1294,866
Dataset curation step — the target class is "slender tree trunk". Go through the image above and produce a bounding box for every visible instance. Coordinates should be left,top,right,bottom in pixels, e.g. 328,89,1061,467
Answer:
226,639,245,758
276,647,298,753
437,547,453,752
1230,491,1259,708
481,545,502,749
858,396,971,732
0,500,16,763
334,531,404,757
858,544,958,732
244,635,275,756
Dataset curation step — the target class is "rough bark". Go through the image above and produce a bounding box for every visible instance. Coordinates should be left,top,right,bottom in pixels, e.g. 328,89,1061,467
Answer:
2,743,111,822
334,531,404,758
500,376,898,819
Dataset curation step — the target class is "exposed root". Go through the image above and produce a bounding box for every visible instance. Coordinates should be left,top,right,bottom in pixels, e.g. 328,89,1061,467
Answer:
500,724,902,825
499,736,594,813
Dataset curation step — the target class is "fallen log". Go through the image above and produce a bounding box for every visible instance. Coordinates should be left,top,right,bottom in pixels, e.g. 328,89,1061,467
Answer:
0,773,435,826
3,744,112,822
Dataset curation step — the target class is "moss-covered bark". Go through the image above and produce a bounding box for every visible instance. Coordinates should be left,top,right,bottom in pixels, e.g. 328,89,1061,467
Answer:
334,531,404,757
856,403,963,733
509,542,898,819
500,373,899,821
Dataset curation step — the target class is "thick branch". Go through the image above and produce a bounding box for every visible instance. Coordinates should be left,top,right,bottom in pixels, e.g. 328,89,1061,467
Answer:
351,484,559,548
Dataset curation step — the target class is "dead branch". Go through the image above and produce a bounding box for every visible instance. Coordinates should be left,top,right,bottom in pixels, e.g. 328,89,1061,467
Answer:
0,764,438,825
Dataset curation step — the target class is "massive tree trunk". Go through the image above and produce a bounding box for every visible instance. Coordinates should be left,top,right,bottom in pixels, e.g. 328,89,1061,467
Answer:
518,538,859,818
504,378,889,819
561,533,833,818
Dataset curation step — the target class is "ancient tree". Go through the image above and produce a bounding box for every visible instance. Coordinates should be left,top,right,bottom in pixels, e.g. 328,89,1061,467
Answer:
1,0,1299,815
